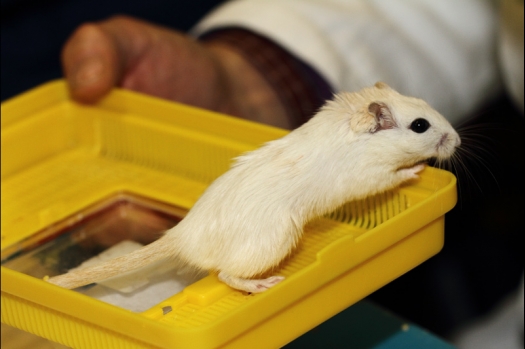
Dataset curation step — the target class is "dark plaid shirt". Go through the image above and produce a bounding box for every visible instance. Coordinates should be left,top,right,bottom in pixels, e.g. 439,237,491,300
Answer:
200,28,334,128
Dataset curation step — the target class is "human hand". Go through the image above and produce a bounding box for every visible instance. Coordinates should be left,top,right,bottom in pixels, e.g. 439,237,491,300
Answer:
62,15,291,128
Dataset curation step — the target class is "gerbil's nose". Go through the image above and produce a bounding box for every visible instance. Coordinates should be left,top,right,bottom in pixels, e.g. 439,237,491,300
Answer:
455,134,461,147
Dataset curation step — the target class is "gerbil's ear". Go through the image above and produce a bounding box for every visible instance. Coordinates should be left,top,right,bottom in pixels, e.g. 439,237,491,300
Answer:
368,102,397,132
374,82,391,90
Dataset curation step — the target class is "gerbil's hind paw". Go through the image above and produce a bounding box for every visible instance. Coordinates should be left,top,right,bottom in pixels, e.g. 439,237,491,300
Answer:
218,271,284,294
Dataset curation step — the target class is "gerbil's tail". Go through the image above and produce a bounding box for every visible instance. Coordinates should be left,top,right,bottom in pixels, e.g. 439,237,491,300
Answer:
46,236,175,290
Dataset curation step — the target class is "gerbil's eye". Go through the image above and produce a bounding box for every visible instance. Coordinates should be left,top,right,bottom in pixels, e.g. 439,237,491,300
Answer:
410,118,430,133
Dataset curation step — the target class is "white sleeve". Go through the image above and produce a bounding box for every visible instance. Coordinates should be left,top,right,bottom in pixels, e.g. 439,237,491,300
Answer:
192,0,501,125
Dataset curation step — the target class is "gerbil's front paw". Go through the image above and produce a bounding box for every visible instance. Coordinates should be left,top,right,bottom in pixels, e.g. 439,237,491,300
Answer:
398,163,426,181
218,272,284,294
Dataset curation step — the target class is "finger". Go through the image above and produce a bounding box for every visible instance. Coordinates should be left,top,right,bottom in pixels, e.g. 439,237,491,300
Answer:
61,22,122,103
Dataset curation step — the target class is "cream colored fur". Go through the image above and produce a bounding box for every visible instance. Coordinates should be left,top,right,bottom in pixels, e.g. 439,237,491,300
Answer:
48,82,460,293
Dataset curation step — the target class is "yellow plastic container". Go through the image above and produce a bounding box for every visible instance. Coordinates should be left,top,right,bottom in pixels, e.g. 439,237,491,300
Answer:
1,80,457,349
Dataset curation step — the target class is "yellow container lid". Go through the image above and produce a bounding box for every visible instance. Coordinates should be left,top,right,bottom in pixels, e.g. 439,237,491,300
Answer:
1,80,457,349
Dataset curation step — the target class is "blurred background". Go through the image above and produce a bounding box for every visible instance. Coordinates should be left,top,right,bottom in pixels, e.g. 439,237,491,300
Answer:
1,0,523,345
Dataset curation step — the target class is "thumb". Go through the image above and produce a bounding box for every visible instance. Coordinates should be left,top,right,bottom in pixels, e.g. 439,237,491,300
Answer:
61,21,123,103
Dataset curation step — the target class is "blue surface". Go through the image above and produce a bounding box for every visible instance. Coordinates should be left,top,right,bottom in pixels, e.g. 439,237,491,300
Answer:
374,325,456,349
285,300,456,349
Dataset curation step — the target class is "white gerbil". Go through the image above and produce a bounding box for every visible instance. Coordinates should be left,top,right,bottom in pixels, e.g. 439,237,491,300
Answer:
47,82,460,293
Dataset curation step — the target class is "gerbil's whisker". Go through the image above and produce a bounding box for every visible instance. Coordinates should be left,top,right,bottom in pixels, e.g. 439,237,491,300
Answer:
444,126,502,205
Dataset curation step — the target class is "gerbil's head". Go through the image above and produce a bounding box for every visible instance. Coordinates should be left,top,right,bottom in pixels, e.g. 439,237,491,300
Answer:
327,82,461,166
